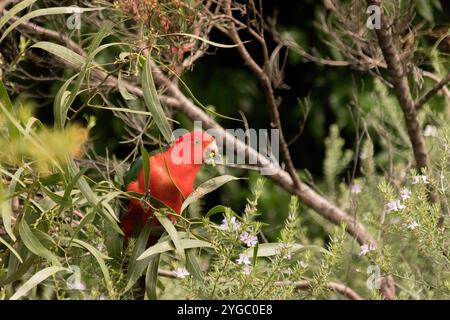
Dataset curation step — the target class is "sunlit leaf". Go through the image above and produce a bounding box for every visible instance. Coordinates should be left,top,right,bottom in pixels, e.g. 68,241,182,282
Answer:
142,57,173,143
137,238,212,260
18,218,60,266
118,71,137,100
0,236,23,263
1,7,103,43
145,254,160,300
9,266,67,300
155,213,185,261
181,175,241,213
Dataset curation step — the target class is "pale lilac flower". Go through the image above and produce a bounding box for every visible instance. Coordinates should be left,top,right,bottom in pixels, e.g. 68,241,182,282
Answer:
424,125,437,137
406,221,420,230
387,200,405,213
173,267,190,279
236,253,251,266
400,188,411,201
242,265,252,275
240,232,258,247
350,184,362,194
96,243,106,252
219,216,240,231
359,243,376,256
412,175,429,185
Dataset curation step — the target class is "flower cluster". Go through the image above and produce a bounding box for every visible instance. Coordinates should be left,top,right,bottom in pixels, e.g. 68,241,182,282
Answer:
173,267,190,279
236,253,252,275
359,243,377,256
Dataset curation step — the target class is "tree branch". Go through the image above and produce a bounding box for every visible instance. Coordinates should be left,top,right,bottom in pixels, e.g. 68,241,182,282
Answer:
415,72,450,110
365,0,431,175
274,280,364,300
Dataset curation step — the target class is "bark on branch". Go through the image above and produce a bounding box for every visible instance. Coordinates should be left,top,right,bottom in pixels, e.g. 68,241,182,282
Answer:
366,0,431,174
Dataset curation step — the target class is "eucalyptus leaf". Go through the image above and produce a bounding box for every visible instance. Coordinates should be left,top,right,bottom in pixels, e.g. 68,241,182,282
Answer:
9,266,67,300
181,175,241,213
142,57,173,143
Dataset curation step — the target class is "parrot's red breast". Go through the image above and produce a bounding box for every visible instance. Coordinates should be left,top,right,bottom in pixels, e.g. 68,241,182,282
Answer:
121,130,217,239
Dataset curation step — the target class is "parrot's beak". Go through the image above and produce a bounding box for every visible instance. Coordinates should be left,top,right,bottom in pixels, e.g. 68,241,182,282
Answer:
204,140,219,166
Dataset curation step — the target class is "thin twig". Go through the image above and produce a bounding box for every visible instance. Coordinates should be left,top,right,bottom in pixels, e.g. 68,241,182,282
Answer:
415,72,450,110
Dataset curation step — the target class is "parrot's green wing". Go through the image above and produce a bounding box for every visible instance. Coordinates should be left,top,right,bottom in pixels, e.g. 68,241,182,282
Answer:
123,145,170,188
123,156,143,188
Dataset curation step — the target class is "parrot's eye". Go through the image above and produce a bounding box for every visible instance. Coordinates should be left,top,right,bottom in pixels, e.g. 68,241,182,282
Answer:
194,139,201,145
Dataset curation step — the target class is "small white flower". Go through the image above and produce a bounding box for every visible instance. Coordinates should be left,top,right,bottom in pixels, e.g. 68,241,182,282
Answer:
96,243,106,252
173,267,190,279
240,232,258,247
359,243,376,256
350,184,362,194
412,175,429,185
242,265,252,275
299,260,308,268
387,200,405,213
424,125,437,137
219,216,240,231
400,188,411,200
406,221,420,230
283,253,292,260
236,253,251,266
277,243,292,260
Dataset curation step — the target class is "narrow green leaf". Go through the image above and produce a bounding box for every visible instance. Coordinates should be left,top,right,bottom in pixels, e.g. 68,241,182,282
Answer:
243,243,320,257
118,71,137,100
205,205,228,218
1,7,103,43
1,163,25,242
0,255,35,286
70,238,112,291
53,74,78,129
140,146,150,195
145,253,160,300
186,249,203,281
58,167,88,212
124,219,154,292
32,42,85,68
155,213,184,261
0,236,23,263
142,57,173,143
18,218,60,266
137,238,212,260
66,159,122,236
181,175,241,213
9,266,66,300
158,33,239,48
1,199,16,242
0,0,37,31
0,79,14,110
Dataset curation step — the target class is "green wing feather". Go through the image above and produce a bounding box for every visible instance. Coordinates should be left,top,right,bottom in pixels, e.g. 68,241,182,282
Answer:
123,145,170,188
124,156,143,188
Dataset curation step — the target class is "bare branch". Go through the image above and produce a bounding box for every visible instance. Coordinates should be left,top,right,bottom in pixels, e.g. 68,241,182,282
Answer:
274,280,363,300
416,72,450,110
365,0,431,175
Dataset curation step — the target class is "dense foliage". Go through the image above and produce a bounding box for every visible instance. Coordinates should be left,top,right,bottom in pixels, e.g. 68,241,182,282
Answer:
1,0,450,300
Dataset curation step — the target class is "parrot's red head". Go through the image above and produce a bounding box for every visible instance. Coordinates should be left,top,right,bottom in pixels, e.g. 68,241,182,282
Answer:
170,130,218,165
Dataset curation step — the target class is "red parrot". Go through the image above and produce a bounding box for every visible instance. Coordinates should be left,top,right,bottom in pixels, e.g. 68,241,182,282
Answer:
120,130,218,241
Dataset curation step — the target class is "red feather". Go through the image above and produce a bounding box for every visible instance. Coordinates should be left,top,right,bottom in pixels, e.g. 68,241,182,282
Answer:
121,131,216,240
